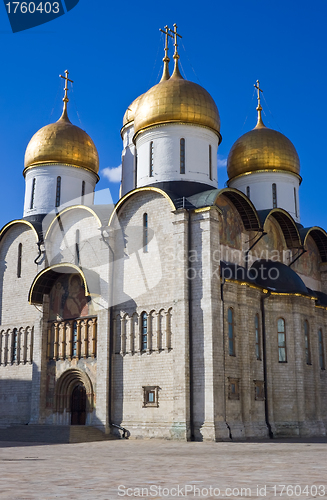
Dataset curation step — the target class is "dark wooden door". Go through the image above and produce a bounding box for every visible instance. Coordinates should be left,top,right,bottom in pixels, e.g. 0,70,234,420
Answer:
71,384,86,425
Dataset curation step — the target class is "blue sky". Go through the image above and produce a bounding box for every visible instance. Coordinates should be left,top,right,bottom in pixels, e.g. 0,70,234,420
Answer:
0,1,326,230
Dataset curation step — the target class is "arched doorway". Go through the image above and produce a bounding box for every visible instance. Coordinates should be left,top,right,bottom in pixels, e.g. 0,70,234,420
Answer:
71,384,87,425
54,369,94,425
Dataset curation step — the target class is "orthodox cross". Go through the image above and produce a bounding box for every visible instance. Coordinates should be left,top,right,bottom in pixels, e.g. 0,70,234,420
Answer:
59,70,74,106
254,79,263,109
159,25,173,61
169,23,182,58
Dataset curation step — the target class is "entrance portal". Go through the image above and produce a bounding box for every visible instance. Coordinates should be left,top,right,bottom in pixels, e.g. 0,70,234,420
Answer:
71,384,86,425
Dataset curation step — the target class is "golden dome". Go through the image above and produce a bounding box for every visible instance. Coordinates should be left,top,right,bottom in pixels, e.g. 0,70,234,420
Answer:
24,108,99,176
133,64,221,140
122,94,144,127
227,113,300,181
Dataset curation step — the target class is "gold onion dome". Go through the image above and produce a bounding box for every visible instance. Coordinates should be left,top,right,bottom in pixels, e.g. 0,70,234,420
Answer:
123,94,144,127
227,83,300,181
133,24,221,140
133,68,221,139
24,71,99,176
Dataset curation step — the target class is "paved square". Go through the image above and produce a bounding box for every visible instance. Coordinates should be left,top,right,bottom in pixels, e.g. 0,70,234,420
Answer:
0,439,326,499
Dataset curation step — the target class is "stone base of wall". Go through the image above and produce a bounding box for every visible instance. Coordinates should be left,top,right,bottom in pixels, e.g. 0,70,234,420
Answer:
119,421,189,440
273,420,326,438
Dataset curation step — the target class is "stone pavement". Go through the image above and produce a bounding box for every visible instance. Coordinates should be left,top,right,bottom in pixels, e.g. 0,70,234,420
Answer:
0,438,326,500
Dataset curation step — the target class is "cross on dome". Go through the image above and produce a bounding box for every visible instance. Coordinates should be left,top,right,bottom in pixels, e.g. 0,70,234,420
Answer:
59,70,73,119
254,79,264,126
159,25,173,81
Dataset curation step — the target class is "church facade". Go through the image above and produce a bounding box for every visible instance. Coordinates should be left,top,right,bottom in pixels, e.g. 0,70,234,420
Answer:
0,27,326,441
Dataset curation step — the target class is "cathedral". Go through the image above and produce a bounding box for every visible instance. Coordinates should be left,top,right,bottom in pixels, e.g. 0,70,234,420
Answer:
0,24,326,442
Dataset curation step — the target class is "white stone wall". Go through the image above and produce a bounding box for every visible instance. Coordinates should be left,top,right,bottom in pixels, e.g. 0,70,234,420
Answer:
229,171,301,222
121,123,136,197
24,165,98,217
135,124,219,189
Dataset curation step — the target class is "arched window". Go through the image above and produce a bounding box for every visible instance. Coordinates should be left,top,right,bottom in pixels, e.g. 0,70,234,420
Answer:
143,213,148,253
149,142,154,177
30,178,36,209
12,329,18,363
228,308,235,356
17,243,22,278
318,329,325,370
180,138,185,174
272,183,277,208
81,181,85,204
255,314,260,360
304,320,311,364
75,230,80,265
55,176,61,208
141,312,147,351
246,186,250,199
209,144,212,180
277,318,287,362
294,187,298,218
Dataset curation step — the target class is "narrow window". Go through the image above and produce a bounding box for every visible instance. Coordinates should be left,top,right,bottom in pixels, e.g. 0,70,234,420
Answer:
255,314,260,360
55,176,61,208
228,308,235,356
228,378,239,400
246,186,250,199
134,151,138,188
149,142,154,177
141,312,147,351
17,243,22,279
180,138,185,174
143,213,148,253
81,181,85,204
277,318,287,362
318,329,325,370
30,178,36,209
209,144,212,180
272,183,277,208
72,321,78,358
304,320,311,365
75,230,80,265
12,328,18,363
294,187,298,218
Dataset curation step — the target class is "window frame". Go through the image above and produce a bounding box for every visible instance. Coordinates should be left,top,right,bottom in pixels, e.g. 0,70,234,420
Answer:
81,180,85,204
277,317,287,363
228,377,239,400
142,386,159,407
12,328,18,364
209,144,212,180
17,243,22,279
141,312,148,352
294,187,298,218
228,307,235,356
304,320,311,365
55,176,61,208
180,138,185,174
318,329,325,370
246,186,250,200
255,313,261,360
272,183,277,208
143,213,148,253
149,141,154,177
30,178,36,209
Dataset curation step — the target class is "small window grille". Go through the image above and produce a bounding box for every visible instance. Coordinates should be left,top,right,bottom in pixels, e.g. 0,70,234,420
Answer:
12,329,18,363
228,378,239,400
72,321,78,358
254,380,265,400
